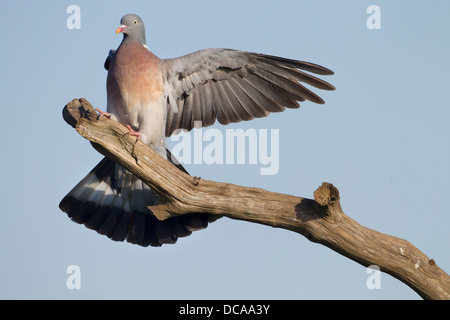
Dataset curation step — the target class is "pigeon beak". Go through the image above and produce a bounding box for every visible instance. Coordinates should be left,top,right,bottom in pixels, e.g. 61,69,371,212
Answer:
116,25,127,34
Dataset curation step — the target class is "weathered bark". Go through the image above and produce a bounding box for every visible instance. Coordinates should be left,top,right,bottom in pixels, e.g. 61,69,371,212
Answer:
62,98,450,300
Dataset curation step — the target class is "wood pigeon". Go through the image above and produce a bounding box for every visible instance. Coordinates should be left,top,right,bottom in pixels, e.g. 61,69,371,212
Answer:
59,14,335,247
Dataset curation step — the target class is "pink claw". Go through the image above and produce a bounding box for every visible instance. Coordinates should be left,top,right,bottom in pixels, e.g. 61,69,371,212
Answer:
95,108,111,119
126,125,142,142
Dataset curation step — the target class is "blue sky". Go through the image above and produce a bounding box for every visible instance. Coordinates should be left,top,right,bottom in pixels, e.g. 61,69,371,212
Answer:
1,1,449,299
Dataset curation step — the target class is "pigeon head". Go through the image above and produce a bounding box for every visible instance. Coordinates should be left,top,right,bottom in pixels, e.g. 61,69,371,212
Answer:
116,14,146,45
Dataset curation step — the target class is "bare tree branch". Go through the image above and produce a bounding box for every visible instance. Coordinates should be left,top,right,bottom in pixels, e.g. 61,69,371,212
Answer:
62,98,450,300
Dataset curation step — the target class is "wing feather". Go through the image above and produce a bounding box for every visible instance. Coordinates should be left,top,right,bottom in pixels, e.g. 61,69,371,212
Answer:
218,80,248,123
162,48,334,136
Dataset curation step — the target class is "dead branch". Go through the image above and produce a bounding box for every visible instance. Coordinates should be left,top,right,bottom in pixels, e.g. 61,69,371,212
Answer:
62,98,450,300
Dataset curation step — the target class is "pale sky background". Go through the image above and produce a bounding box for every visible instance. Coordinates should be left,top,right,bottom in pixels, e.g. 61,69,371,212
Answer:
1,0,449,300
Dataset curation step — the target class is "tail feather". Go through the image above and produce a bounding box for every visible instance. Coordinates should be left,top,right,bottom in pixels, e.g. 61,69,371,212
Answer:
59,155,219,247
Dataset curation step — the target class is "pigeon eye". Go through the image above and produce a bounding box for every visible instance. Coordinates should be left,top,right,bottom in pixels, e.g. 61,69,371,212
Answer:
133,20,137,24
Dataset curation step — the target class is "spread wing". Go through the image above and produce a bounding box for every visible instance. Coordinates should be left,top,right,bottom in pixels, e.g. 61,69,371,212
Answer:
160,48,334,137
